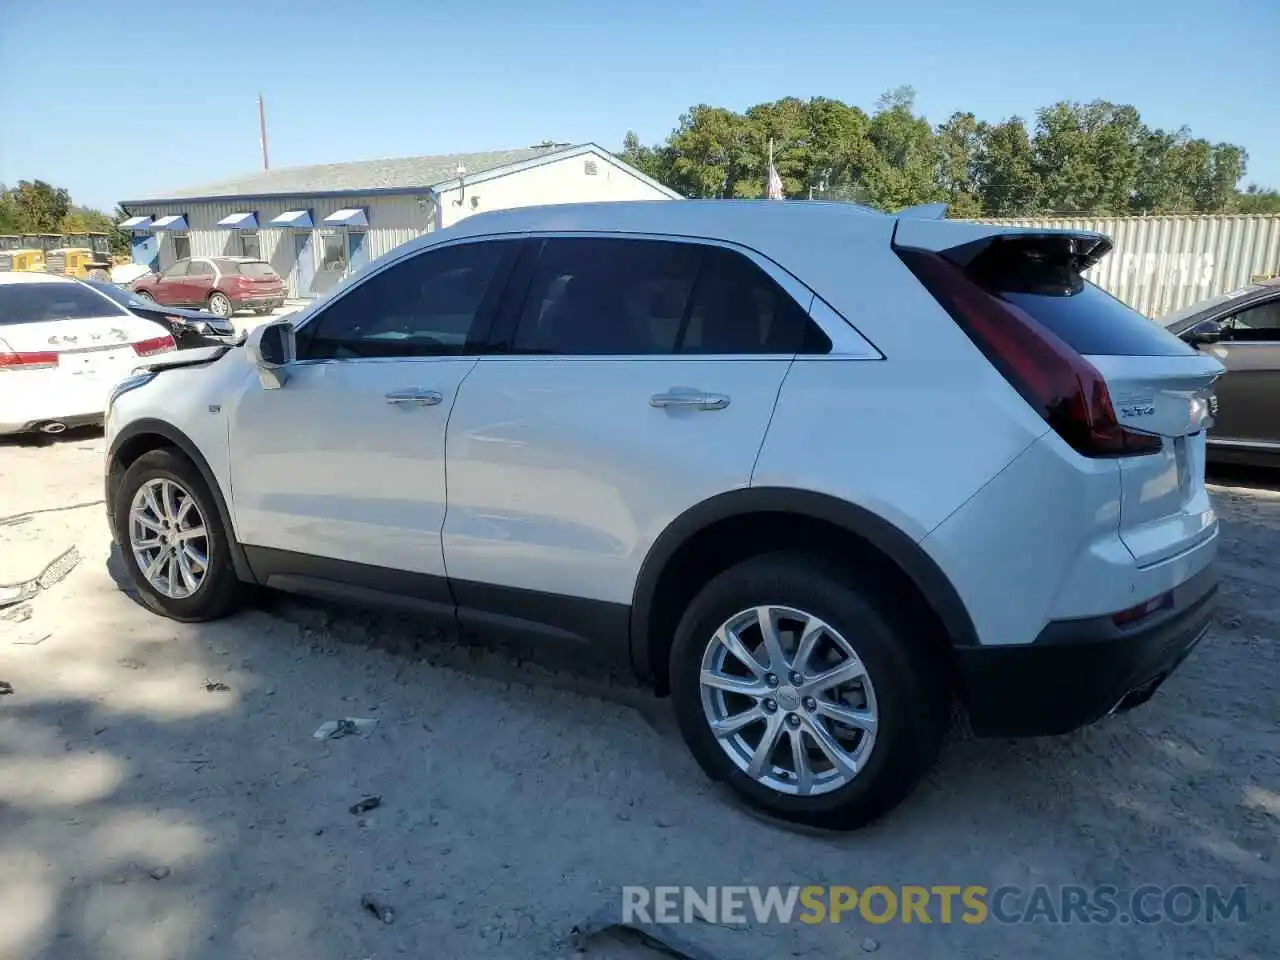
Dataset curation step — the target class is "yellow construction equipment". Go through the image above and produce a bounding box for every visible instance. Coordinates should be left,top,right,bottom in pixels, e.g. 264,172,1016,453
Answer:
0,235,46,272
43,233,112,281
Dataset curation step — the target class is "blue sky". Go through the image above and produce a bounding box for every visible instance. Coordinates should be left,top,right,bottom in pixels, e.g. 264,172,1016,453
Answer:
1,0,1275,211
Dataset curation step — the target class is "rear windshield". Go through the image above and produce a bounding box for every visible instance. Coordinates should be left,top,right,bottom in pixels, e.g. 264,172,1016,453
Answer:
969,239,1193,357
230,260,277,278
0,283,128,324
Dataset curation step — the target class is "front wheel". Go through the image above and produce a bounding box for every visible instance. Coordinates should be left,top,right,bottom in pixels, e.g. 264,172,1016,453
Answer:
208,292,234,318
113,448,244,621
669,553,949,830
135,290,154,302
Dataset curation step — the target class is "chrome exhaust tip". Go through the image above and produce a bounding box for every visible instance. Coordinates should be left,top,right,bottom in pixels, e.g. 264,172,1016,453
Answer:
39,421,67,435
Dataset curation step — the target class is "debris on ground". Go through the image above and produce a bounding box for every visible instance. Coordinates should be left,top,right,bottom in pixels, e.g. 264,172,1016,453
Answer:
350,795,382,815
313,717,379,741
0,680,12,695
0,546,82,608
861,937,880,953
0,604,33,623
148,866,171,881
10,630,51,646
360,894,395,924
203,680,231,692
569,907,726,959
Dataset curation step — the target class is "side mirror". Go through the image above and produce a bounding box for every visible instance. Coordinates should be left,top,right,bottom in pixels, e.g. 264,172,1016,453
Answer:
245,319,296,389
1183,319,1223,346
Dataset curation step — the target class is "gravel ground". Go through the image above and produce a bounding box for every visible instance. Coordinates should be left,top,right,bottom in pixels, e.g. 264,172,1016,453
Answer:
1,429,1276,960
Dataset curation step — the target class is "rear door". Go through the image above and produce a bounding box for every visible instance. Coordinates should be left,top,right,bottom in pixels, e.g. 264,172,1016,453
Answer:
441,236,833,641
184,259,216,306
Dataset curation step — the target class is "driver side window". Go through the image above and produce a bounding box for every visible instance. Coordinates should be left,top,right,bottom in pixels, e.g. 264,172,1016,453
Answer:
297,240,518,361
1224,299,1280,342
162,261,188,279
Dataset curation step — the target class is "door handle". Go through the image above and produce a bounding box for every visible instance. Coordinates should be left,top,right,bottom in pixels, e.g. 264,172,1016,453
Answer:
385,389,443,407
649,387,731,411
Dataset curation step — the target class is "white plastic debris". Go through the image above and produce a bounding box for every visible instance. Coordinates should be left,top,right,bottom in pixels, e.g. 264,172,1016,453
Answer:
313,717,379,741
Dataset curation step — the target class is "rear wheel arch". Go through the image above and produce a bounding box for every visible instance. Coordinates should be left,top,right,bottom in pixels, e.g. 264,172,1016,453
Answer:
107,419,253,583
630,488,978,694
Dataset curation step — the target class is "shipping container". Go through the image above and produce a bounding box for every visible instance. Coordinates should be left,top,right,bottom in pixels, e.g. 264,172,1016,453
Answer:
978,215,1280,318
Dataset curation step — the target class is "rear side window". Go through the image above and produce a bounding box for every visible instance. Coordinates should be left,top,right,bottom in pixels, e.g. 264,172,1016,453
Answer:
510,237,830,356
968,239,1192,357
188,260,215,278
0,283,128,324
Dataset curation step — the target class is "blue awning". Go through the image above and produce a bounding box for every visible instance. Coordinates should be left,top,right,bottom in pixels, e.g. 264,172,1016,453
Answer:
152,214,188,231
215,211,259,229
119,216,153,230
322,207,369,227
265,209,314,229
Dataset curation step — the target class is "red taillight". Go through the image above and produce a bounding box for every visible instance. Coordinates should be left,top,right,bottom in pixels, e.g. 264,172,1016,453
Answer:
0,350,59,370
1111,591,1174,628
896,247,1161,458
132,334,175,357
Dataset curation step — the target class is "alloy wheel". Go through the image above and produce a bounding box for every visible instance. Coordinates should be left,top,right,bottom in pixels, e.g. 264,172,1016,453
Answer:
209,293,232,318
128,478,209,599
699,605,879,796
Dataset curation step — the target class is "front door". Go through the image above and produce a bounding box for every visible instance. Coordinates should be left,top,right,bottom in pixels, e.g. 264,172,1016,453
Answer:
1205,294,1280,445
442,236,833,639
229,237,520,581
293,232,315,298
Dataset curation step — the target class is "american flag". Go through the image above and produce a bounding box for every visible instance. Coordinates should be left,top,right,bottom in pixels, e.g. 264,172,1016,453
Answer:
766,139,784,200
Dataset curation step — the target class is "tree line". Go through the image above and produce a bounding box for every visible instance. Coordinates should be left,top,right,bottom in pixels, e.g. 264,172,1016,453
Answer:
0,180,131,256
618,87,1280,217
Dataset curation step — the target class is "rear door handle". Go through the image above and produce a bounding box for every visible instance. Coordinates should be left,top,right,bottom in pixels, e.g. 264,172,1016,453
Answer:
649,387,731,411
385,389,443,407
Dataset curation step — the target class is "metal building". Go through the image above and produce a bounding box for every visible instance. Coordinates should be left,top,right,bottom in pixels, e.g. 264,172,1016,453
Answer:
979,214,1280,317
119,143,681,299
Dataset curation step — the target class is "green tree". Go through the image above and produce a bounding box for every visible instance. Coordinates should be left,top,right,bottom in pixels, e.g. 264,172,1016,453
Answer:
1238,184,1280,214
934,112,983,218
0,186,20,233
862,87,940,209
975,118,1041,216
10,179,71,232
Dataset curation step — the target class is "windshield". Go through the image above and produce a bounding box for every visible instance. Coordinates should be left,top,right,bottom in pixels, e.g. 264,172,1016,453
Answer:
0,282,130,323
1157,286,1261,333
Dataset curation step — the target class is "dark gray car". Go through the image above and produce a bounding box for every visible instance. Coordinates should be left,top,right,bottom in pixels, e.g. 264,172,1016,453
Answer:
1160,278,1280,464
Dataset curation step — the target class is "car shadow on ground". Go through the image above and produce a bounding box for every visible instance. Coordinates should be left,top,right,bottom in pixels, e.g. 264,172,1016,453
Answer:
4,492,1274,958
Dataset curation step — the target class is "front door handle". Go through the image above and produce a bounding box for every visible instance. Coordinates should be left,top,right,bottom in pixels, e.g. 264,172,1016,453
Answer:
650,387,731,411
385,389,443,407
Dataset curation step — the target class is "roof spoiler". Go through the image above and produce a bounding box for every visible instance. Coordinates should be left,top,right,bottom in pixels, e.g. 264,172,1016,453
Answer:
893,220,1114,271
893,202,949,220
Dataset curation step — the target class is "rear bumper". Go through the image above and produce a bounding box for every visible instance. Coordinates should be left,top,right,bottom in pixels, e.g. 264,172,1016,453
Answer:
233,294,285,309
955,564,1218,737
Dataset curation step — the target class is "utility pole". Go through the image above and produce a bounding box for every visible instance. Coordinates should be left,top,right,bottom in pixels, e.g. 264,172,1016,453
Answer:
258,94,270,170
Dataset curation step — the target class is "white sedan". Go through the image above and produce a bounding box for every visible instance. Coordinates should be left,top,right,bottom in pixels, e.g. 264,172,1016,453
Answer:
0,272,176,436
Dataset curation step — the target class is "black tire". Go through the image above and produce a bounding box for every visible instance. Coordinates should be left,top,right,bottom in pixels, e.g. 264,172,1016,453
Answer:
136,290,154,301
112,448,244,622
208,291,234,319
669,552,949,830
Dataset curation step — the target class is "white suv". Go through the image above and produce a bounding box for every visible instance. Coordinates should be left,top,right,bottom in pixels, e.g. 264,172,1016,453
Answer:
105,201,1222,828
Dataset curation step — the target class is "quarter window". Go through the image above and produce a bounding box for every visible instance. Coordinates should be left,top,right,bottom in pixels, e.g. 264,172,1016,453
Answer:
508,237,831,356
297,240,517,360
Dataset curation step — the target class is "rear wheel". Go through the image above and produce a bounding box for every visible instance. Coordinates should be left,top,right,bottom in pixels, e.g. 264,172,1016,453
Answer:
208,292,234,318
112,448,244,622
135,290,154,302
669,552,948,830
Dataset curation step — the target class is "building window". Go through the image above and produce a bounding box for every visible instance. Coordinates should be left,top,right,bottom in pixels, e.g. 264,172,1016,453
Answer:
173,234,191,261
320,231,347,272
240,231,261,259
